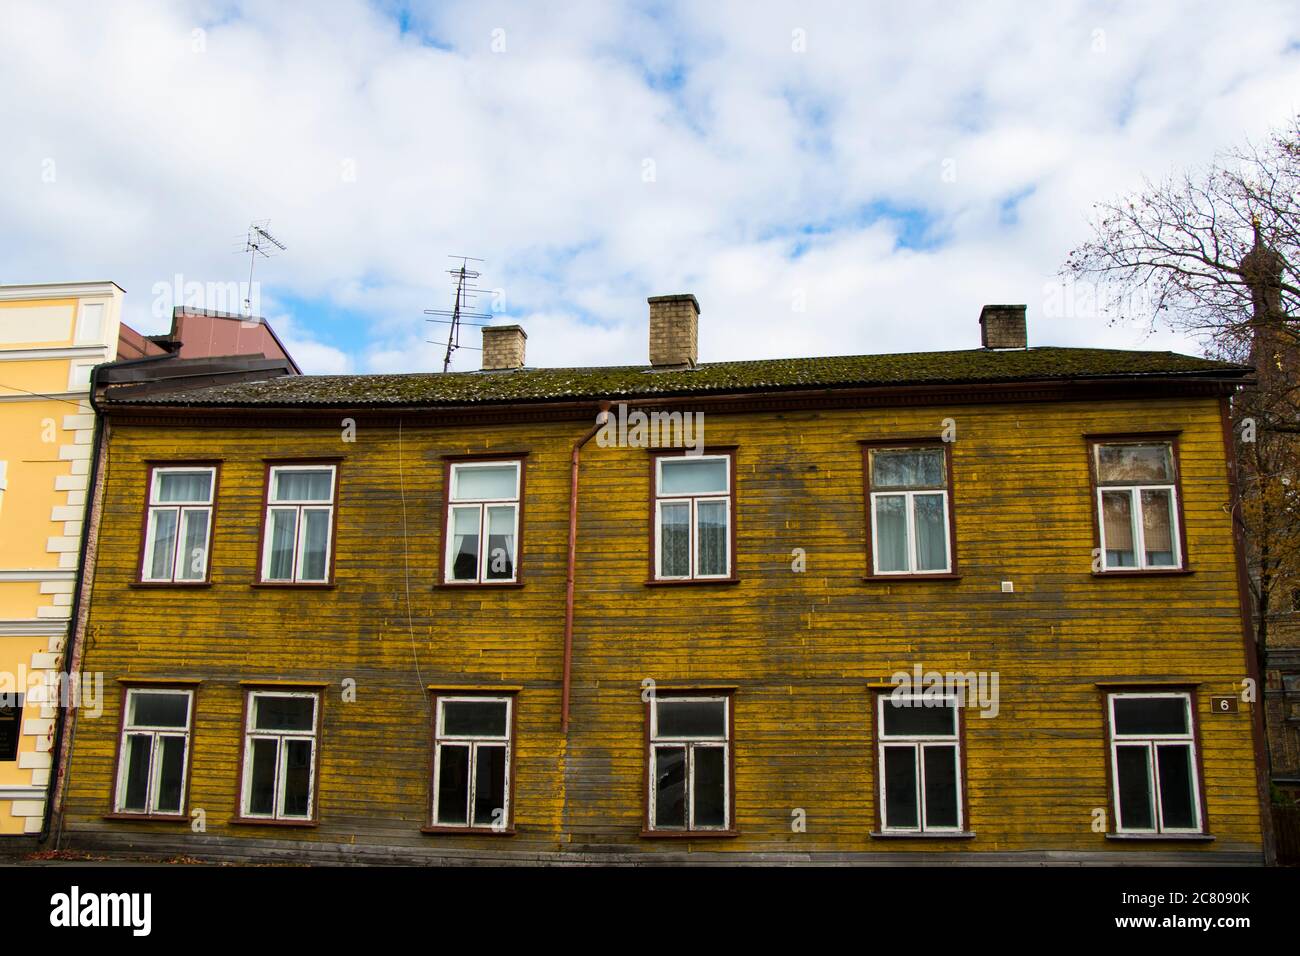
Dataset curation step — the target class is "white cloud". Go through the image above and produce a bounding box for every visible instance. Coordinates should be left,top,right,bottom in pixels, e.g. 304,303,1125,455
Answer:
1,0,1297,373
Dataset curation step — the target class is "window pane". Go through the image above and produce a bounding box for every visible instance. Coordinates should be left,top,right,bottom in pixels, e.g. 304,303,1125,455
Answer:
281,739,313,817
871,448,944,488
653,746,687,828
147,510,178,580
472,744,508,828
248,738,279,816
1156,744,1197,829
267,508,298,580
273,469,332,502
923,744,959,828
692,745,727,827
121,734,152,812
1101,490,1136,567
656,699,726,738
156,470,212,503
442,699,509,737
882,698,956,737
1097,444,1173,483
449,505,480,581
177,509,209,580
1113,697,1188,736
484,505,516,580
659,501,690,577
1140,488,1176,566
883,746,919,829
913,493,948,571
436,744,470,825
1115,744,1154,830
874,495,909,572
254,695,315,732
155,736,186,813
452,464,519,501
299,509,330,581
130,692,189,729
696,500,728,576
659,457,727,495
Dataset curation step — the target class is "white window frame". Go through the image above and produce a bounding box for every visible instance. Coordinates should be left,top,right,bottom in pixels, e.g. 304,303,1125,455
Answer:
1106,691,1203,835
140,466,216,583
647,694,731,832
443,460,522,584
869,489,952,575
653,454,732,581
114,687,194,816
431,695,513,829
260,464,337,583
75,301,105,344
1095,484,1183,571
239,690,320,821
876,693,964,834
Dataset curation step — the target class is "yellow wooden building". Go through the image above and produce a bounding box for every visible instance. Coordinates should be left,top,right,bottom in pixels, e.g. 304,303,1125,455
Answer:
54,298,1270,862
0,282,125,836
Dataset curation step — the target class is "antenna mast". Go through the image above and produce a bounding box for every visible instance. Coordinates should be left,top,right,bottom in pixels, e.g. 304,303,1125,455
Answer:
241,220,287,316
425,256,492,372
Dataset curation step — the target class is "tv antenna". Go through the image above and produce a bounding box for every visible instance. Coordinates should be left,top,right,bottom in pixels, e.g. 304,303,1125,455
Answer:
425,256,492,372
240,220,287,316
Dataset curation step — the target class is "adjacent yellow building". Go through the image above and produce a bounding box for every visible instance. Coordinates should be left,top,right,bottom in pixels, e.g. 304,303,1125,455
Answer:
0,282,124,836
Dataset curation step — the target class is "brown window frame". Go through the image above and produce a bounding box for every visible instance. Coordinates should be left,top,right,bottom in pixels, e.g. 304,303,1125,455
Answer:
106,682,199,822
253,458,342,589
860,438,960,581
1085,433,1191,576
1098,685,1210,839
641,686,738,837
647,447,739,586
437,452,529,589
869,688,973,838
422,688,519,835
232,684,325,827
134,460,222,587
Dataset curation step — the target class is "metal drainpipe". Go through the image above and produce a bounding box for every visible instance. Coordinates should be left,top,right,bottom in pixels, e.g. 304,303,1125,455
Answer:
561,401,611,732
38,364,105,844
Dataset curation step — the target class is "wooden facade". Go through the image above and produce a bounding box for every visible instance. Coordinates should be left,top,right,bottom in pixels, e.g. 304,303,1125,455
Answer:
55,379,1268,863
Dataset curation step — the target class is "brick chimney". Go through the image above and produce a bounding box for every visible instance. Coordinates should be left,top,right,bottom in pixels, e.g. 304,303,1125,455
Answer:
481,324,527,370
979,304,1027,349
648,294,699,368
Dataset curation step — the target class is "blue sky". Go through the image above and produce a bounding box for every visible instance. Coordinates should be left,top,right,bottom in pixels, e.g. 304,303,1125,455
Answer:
2,0,1298,373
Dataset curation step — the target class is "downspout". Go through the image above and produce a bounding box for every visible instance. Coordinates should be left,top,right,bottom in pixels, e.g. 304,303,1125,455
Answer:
39,364,107,844
562,401,610,733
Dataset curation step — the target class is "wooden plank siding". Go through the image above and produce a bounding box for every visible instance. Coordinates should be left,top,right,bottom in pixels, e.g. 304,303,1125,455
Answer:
58,395,1265,863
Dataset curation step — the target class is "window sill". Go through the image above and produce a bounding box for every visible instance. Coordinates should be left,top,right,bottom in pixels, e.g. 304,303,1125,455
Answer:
639,829,740,839
870,830,976,839
862,573,961,583
230,816,319,828
421,825,516,836
129,581,213,589
644,578,741,587
1104,832,1214,842
250,582,336,590
103,812,189,823
1092,569,1194,578
436,582,525,590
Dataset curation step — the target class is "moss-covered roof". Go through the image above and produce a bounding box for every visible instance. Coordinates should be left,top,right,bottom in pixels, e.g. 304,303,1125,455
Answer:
102,347,1249,409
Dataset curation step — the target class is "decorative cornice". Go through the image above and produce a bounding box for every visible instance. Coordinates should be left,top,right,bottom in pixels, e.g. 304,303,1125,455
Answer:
0,346,110,362
0,570,77,582
0,619,70,637
0,282,124,302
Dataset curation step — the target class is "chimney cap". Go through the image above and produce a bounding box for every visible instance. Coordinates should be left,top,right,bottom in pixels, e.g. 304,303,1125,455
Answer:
647,293,701,313
484,323,527,338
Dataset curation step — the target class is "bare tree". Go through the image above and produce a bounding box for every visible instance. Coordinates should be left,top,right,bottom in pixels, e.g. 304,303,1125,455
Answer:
1064,119,1300,666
